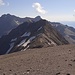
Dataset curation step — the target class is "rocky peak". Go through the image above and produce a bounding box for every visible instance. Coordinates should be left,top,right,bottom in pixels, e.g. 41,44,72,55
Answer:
33,16,42,22
0,19,69,55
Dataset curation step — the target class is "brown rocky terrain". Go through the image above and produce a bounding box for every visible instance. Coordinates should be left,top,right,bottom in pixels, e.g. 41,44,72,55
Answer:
0,44,75,75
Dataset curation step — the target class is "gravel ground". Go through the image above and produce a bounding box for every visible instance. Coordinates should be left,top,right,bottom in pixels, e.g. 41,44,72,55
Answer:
0,44,75,75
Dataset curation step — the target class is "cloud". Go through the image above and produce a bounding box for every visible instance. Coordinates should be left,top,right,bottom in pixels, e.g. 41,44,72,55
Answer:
32,2,47,14
0,0,5,6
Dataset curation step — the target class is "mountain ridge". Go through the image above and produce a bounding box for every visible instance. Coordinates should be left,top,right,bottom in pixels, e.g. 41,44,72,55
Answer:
0,14,75,55
51,22,75,44
0,14,42,37
0,19,69,55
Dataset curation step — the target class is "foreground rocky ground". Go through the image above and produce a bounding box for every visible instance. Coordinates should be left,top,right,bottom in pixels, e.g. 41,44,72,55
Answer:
0,44,75,75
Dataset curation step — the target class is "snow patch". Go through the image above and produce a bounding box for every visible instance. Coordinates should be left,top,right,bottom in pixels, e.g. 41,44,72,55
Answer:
11,38,17,42
23,36,36,47
6,43,14,54
22,40,30,47
18,36,35,47
18,36,36,51
18,39,26,46
22,45,29,51
21,32,31,37
25,45,29,50
14,20,20,25
48,42,51,45
29,36,36,41
38,27,42,31
51,40,57,45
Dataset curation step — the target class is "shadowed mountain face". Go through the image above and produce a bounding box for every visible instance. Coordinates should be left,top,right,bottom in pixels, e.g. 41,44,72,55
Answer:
0,14,41,37
0,14,75,44
0,19,69,55
51,22,75,44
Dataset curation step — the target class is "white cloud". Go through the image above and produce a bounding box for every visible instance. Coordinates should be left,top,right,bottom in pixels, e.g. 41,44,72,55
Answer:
0,0,5,6
32,2,47,14
74,10,75,12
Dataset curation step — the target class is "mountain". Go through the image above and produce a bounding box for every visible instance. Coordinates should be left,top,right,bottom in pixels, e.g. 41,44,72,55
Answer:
61,21,75,28
0,14,41,37
33,16,42,22
51,22,75,44
1,13,75,44
0,19,69,55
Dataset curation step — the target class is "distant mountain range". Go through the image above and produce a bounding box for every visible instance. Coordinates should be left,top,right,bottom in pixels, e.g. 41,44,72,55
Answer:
0,14,75,55
51,22,75,44
61,21,75,28
0,14,41,37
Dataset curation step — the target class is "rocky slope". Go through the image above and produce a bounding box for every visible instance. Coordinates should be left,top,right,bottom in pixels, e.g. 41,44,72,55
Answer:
0,44,75,75
0,14,75,44
0,19,69,55
51,22,75,44
0,14,41,37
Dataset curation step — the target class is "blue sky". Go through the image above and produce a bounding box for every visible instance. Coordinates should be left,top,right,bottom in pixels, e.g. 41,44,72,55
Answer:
0,0,75,27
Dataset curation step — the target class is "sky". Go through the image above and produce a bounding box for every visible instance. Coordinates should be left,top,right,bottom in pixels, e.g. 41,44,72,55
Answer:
0,0,75,27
